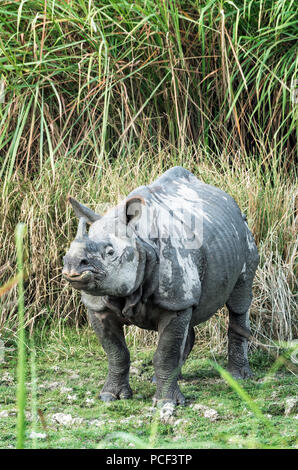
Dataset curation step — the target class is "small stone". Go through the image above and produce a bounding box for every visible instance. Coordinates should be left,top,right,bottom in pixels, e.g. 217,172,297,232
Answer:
0,410,9,418
193,403,219,421
67,394,77,402
159,402,175,422
29,431,47,439
39,381,61,390
85,398,95,406
284,398,297,416
60,386,73,393
50,413,83,426
1,372,14,385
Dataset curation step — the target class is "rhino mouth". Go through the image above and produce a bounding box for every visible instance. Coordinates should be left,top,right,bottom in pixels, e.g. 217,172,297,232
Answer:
63,270,93,285
63,269,107,291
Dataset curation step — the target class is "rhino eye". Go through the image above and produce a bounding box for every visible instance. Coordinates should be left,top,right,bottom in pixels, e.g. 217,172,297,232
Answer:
80,259,89,266
105,247,115,256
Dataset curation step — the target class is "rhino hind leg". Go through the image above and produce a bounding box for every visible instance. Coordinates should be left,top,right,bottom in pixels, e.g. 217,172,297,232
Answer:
227,308,253,379
226,277,255,379
87,310,132,402
153,309,192,406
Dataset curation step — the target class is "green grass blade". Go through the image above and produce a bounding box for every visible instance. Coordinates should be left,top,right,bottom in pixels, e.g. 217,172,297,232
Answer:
15,223,27,450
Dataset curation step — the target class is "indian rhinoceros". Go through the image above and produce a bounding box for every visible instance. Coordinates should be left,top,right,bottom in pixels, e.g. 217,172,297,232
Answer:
62,167,259,406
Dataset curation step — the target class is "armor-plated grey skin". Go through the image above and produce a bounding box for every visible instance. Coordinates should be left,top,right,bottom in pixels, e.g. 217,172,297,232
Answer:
62,167,259,406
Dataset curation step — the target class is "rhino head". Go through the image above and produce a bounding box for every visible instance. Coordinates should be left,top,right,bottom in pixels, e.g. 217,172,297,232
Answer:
62,196,148,297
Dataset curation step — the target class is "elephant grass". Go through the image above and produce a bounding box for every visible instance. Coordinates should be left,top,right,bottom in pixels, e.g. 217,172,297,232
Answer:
0,0,297,183
0,148,296,351
0,0,296,345
15,223,27,449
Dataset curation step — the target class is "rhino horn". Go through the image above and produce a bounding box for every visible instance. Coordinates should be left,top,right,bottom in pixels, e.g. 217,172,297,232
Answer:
75,217,88,239
68,196,101,224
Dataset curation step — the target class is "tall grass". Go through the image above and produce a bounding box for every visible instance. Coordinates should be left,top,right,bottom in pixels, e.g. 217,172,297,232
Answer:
0,1,297,348
15,223,27,449
0,150,296,349
0,0,297,183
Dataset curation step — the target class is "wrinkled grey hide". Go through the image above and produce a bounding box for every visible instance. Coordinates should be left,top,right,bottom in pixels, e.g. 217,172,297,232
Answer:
62,167,259,406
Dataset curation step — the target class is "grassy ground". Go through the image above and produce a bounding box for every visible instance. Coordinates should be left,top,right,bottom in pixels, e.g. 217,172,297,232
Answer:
0,325,297,449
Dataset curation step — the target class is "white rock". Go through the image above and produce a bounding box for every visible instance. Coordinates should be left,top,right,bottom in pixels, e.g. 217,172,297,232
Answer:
85,398,95,406
0,410,9,418
67,394,77,402
39,381,61,390
29,431,47,439
50,413,83,426
159,402,175,421
193,403,219,421
1,372,14,384
285,398,297,416
60,386,73,393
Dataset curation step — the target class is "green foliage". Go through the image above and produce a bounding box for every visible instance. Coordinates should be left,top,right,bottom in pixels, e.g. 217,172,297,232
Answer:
0,325,297,449
15,223,27,449
0,0,297,182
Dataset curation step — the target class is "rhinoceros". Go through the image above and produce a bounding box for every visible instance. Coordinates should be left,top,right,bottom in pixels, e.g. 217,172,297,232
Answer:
62,167,259,405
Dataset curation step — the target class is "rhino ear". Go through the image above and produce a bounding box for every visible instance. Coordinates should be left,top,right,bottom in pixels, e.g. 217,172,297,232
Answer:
67,196,101,224
124,196,145,225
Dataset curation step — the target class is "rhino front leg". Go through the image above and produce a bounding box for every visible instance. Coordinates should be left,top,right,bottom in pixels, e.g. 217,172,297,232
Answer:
151,327,195,383
153,308,192,406
87,309,132,402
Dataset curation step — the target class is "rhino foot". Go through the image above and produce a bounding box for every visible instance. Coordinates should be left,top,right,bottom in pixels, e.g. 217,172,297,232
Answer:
99,383,133,402
228,364,253,380
153,385,186,407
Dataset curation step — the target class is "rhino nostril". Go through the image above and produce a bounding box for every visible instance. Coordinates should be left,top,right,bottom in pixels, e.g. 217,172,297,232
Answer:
80,259,89,267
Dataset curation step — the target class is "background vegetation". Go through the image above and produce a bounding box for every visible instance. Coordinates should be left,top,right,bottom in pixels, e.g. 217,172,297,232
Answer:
0,0,296,346
0,0,297,450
